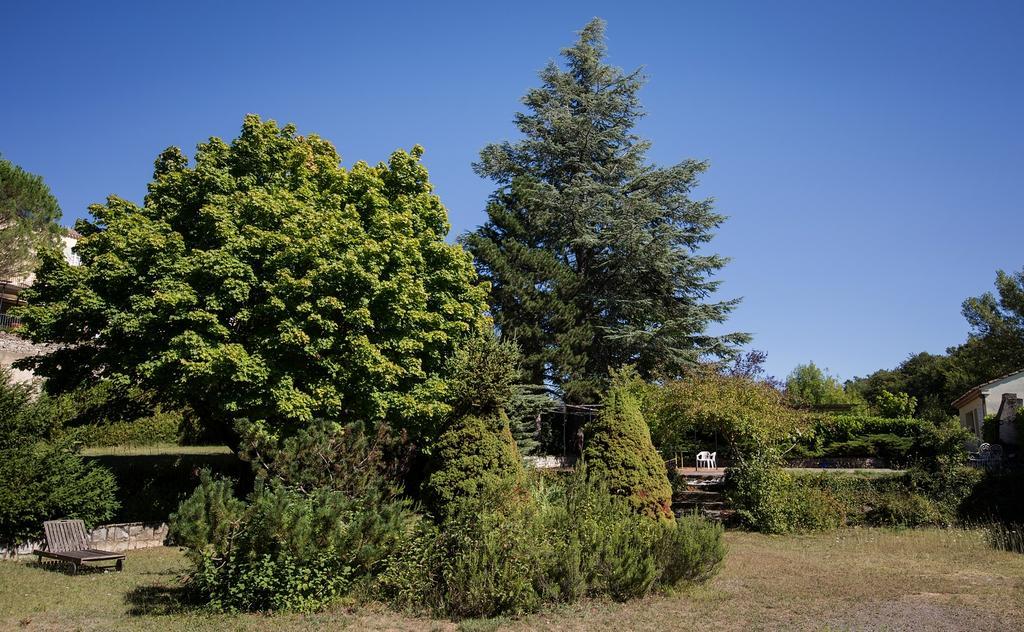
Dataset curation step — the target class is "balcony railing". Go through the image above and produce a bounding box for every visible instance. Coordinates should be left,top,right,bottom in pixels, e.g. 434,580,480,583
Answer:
0,313,22,330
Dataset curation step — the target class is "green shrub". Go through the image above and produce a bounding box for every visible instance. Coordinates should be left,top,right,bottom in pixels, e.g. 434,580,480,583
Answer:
70,409,182,447
0,371,119,547
864,491,943,527
379,472,725,618
584,370,673,520
423,411,524,518
0,437,120,547
725,457,793,534
876,390,917,419
655,515,726,587
982,414,1000,444
726,461,959,533
171,421,415,613
180,481,409,613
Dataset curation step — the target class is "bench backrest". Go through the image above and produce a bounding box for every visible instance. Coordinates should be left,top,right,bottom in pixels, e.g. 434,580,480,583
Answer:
43,519,88,552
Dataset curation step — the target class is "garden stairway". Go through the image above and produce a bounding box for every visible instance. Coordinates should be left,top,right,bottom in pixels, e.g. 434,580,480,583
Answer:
673,472,735,523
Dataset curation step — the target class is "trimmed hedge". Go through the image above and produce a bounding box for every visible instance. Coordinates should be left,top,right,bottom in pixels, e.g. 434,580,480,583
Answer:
584,372,673,520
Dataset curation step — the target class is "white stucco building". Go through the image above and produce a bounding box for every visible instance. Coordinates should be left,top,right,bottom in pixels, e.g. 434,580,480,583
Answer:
952,369,1024,445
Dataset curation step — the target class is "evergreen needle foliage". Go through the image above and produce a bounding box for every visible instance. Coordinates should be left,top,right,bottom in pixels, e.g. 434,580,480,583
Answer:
0,155,62,280
583,369,674,520
464,18,748,401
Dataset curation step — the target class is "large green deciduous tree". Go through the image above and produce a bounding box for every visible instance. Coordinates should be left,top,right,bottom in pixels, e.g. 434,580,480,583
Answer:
0,156,62,280
463,19,748,402
17,116,489,443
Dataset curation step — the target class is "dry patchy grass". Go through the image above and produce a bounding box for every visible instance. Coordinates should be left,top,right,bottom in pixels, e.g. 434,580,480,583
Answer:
1,529,1022,631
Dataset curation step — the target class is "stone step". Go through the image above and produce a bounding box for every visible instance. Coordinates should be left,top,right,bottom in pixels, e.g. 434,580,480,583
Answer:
674,490,724,502
676,501,727,510
698,508,738,523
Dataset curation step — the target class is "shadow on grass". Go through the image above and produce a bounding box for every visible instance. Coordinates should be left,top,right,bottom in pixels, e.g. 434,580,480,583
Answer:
124,583,199,616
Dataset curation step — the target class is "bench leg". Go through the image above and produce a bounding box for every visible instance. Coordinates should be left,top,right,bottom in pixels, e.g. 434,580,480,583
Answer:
66,561,78,575
115,559,123,572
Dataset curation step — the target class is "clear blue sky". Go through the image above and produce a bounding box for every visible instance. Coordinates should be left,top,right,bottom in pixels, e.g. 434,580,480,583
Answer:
3,1,1022,382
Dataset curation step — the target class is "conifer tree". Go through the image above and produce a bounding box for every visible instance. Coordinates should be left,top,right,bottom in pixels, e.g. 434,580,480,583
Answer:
464,19,748,402
583,369,673,521
0,156,61,280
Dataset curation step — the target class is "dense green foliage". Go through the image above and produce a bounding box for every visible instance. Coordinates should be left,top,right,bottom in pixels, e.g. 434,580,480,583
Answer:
583,370,673,519
70,409,183,447
876,389,917,419
423,332,526,517
0,371,118,546
463,19,747,402
727,416,978,534
785,362,862,408
16,115,488,444
378,473,724,618
171,421,414,612
726,466,980,534
0,155,62,280
644,369,800,463
423,412,523,518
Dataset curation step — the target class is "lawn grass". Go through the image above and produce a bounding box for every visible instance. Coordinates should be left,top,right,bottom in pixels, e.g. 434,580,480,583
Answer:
2,528,1022,631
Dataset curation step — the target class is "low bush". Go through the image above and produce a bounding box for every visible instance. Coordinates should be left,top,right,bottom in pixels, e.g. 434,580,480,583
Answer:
378,472,725,618
727,462,966,534
0,437,120,547
171,421,415,613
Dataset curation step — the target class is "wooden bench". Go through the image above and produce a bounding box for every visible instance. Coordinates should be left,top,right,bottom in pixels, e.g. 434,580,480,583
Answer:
33,520,125,574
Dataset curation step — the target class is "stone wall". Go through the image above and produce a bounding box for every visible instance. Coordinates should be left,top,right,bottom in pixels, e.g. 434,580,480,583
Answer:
0,331,56,383
785,457,890,469
2,522,169,559
524,454,577,469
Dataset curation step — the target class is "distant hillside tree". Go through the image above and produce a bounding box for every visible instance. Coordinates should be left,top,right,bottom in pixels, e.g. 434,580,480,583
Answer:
0,156,61,280
16,116,489,444
463,19,748,403
785,362,861,408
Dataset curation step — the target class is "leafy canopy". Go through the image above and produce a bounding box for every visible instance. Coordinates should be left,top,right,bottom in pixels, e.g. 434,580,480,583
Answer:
17,116,489,443
0,155,62,280
464,19,748,402
646,369,801,463
785,362,861,408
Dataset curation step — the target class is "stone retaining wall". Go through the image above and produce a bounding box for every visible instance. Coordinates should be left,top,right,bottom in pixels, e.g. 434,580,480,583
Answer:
785,457,890,469
524,454,577,469
2,521,169,559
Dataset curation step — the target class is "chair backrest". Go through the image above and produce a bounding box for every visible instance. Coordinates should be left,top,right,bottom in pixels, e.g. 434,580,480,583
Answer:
43,520,88,552
696,451,711,460
710,452,717,460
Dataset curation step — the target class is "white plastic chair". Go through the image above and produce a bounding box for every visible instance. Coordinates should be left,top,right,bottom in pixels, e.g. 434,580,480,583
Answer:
696,451,717,469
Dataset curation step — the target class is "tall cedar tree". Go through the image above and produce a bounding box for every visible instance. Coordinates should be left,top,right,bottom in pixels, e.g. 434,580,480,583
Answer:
0,156,62,280
464,19,748,402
